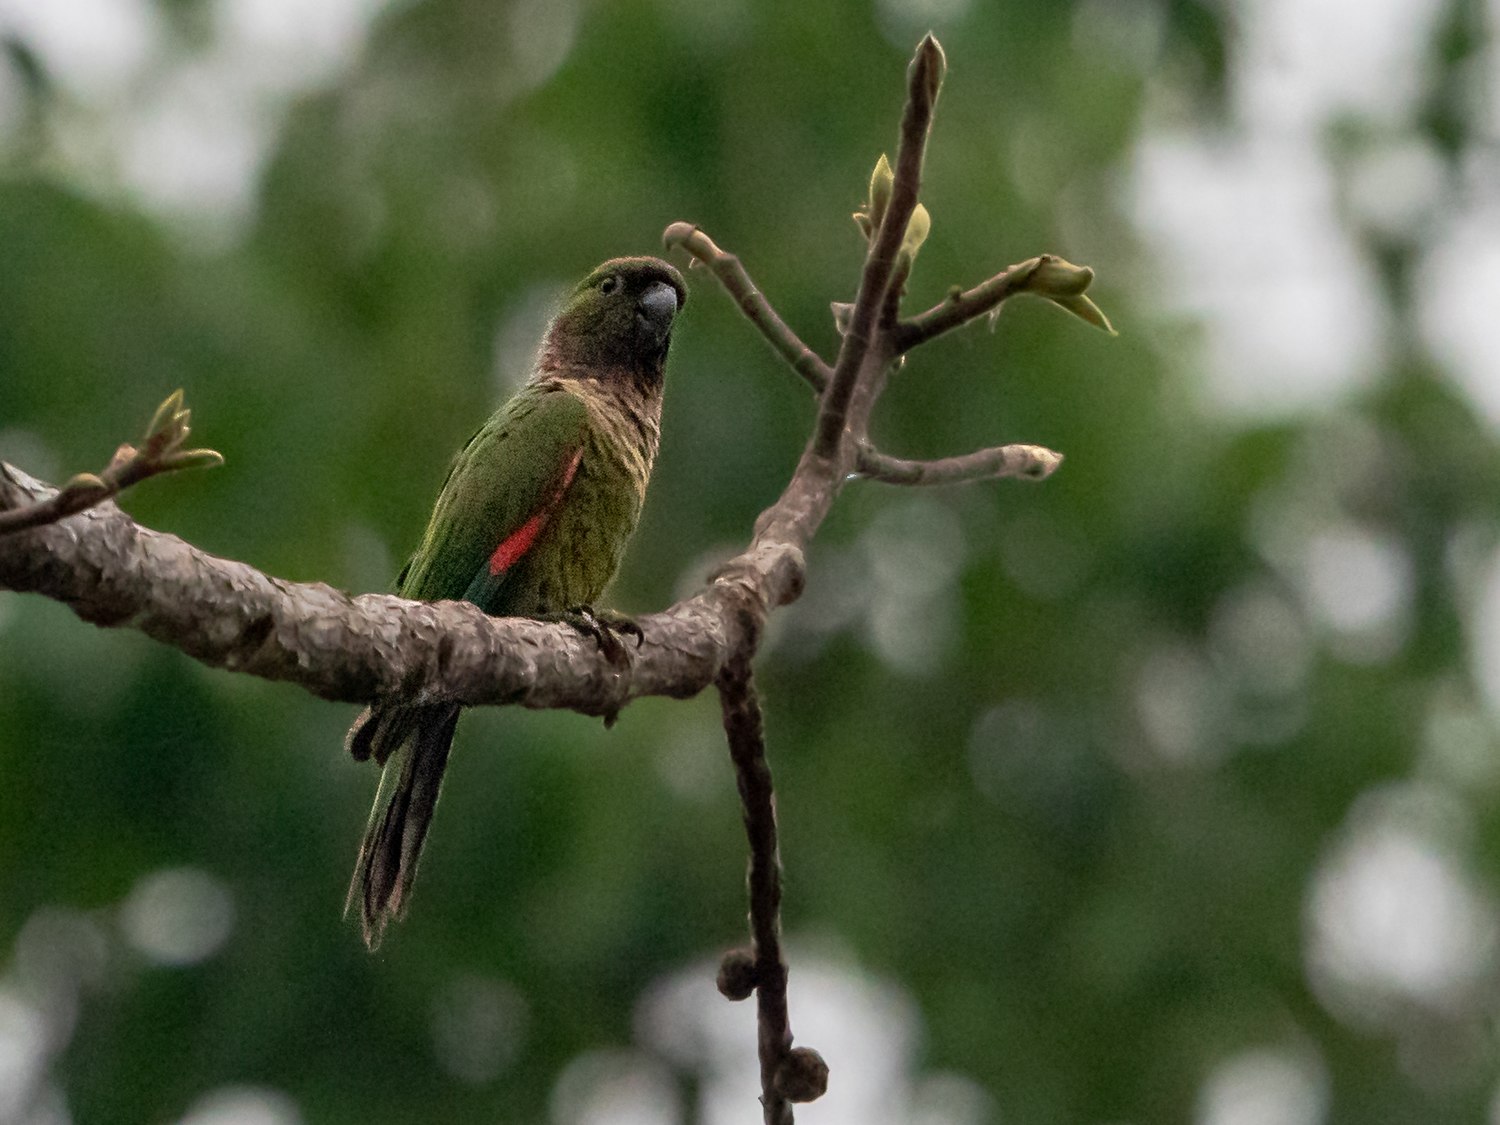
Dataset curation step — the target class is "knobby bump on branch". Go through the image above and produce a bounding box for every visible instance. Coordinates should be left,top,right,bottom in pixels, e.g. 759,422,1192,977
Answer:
0,33,1112,1125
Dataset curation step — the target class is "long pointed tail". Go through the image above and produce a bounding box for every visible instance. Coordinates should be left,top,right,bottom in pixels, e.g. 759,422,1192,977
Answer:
344,702,461,949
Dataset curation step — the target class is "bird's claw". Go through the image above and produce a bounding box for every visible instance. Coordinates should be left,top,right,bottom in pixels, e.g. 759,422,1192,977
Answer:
555,605,642,668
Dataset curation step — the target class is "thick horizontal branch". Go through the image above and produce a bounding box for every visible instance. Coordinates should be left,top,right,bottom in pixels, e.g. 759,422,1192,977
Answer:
0,464,807,718
663,223,830,395
856,442,1063,485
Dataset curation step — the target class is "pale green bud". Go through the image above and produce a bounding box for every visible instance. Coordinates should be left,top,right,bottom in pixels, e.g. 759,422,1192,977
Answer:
897,202,931,268
145,388,185,442
62,472,110,504
162,448,226,472
1027,255,1095,297
868,153,894,231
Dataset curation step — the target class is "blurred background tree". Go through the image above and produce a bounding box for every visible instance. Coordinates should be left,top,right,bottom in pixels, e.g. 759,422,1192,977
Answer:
3,0,1500,1122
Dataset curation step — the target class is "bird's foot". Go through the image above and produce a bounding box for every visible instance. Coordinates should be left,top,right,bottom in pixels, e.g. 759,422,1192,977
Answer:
544,605,643,668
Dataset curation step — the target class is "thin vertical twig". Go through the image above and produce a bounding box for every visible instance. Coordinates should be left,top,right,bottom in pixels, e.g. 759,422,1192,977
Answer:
812,34,945,460
718,653,795,1125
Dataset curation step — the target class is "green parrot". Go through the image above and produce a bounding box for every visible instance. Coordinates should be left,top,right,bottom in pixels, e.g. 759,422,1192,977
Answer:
345,256,687,948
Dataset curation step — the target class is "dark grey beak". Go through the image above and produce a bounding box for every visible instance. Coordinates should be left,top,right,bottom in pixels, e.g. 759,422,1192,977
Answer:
637,281,679,346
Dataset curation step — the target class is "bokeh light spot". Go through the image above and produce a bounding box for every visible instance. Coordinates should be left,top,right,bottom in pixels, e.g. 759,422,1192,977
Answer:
119,868,235,968
1195,1046,1328,1125
176,1085,301,1125
1299,524,1411,662
0,988,48,1123
1306,786,1497,1020
550,1049,680,1125
1134,641,1224,764
430,973,529,1086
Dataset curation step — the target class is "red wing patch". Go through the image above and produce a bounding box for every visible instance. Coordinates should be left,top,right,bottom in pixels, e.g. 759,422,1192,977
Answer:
488,447,584,577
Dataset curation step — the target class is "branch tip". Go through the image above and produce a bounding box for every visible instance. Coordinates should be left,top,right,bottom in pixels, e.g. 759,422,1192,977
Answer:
660,220,700,252
858,442,1064,487
897,250,1117,350
910,33,946,111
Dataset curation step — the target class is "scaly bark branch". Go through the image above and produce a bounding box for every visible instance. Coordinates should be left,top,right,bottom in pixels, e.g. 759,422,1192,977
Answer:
0,463,806,716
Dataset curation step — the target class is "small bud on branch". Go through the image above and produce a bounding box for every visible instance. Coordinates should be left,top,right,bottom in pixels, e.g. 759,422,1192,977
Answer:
0,389,222,537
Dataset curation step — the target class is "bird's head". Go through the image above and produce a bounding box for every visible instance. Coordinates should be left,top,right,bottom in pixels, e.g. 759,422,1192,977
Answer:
546,256,688,383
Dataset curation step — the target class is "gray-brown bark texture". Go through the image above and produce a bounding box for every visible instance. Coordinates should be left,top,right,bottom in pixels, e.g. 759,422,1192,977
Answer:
0,460,805,718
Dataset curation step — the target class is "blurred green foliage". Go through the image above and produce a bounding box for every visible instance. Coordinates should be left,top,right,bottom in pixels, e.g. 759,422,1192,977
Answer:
3,1,1500,1123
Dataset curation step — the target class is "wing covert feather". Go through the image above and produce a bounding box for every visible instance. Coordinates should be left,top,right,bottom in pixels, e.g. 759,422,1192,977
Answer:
396,389,589,608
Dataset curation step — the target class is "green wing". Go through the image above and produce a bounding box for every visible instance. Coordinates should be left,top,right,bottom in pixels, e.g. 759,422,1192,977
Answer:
397,387,589,612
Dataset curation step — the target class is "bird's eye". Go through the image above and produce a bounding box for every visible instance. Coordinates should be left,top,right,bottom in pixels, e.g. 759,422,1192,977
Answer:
600,275,619,295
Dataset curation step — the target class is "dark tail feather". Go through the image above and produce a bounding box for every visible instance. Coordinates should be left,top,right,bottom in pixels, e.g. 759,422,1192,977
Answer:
344,702,461,949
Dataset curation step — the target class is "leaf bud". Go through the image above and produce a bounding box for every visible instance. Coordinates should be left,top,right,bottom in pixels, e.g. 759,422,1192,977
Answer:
897,202,931,268
162,448,226,472
145,388,185,442
61,472,110,504
830,302,854,336
868,153,894,231
1027,254,1095,297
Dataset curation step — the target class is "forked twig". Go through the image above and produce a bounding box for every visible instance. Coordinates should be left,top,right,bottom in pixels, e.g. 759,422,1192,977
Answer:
661,33,1113,1123
0,390,221,537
